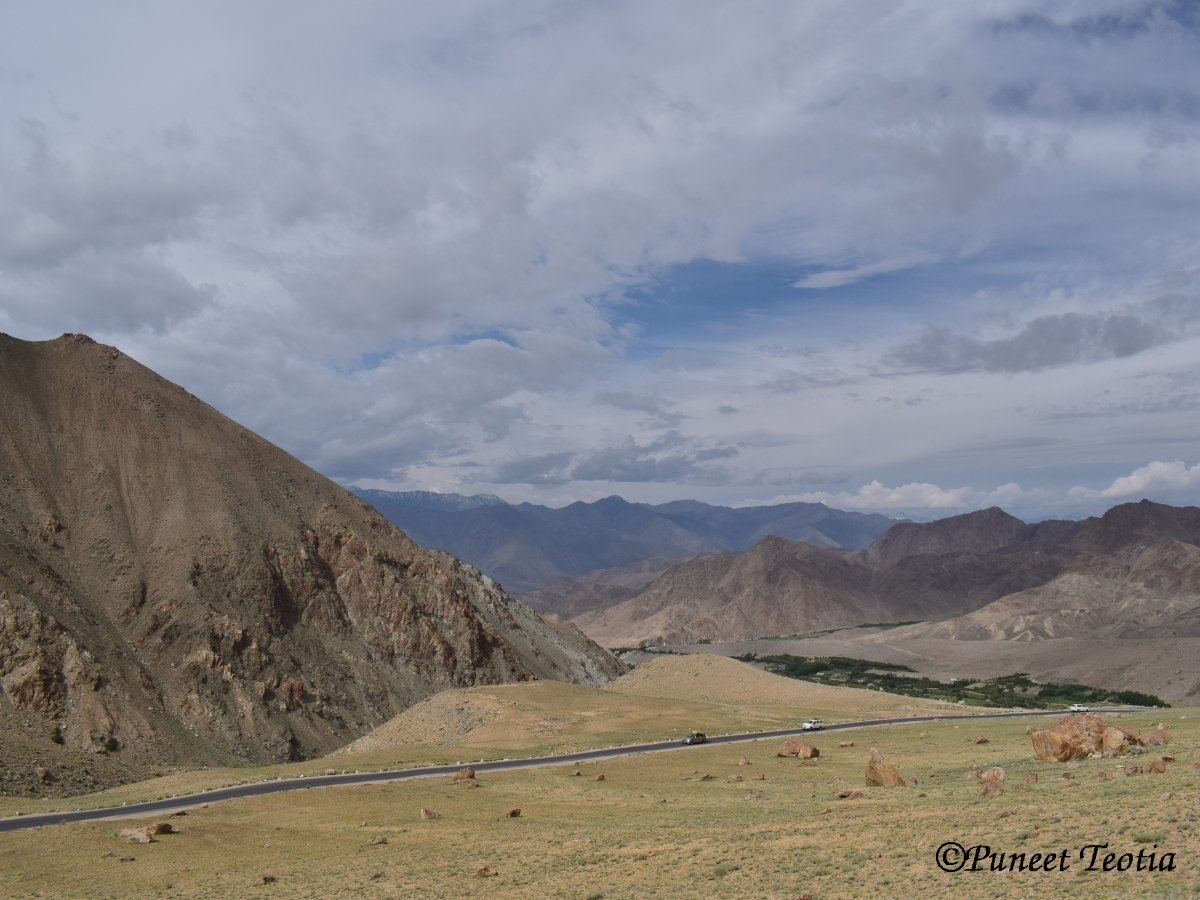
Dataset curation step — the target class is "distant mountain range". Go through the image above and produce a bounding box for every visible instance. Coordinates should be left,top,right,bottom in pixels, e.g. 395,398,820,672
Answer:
347,489,900,592
570,501,1200,647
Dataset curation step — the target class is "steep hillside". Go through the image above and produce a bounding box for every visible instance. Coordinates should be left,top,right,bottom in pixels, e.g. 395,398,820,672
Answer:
0,333,621,774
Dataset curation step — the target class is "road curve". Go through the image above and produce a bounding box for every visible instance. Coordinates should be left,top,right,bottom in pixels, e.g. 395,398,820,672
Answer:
0,707,1144,833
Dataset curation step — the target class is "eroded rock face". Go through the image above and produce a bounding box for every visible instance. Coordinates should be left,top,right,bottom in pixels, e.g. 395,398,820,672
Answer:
865,748,905,787
0,334,622,771
1029,715,1144,762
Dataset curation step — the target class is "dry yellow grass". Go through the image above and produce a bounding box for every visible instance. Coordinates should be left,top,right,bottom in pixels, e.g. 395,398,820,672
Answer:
2,711,1197,899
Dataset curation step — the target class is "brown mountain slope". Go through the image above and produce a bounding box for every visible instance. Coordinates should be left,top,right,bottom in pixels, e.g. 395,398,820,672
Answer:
881,540,1200,642
0,333,620,772
863,506,1079,565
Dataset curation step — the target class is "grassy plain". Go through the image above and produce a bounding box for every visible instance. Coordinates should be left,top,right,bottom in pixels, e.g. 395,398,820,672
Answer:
2,657,1198,899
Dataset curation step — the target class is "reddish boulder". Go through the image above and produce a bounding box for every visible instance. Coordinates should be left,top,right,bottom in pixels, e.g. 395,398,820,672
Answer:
973,736,989,745
751,773,765,781
1145,730,1169,746
967,765,983,780
1147,760,1166,774
419,808,439,820
777,740,819,759
980,767,1005,784
727,775,743,783
736,756,749,766
980,781,1003,798
865,749,905,787
453,767,476,782
839,741,854,747
1030,715,1143,762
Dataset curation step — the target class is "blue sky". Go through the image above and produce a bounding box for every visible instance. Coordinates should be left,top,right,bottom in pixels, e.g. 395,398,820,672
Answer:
2,1,1200,520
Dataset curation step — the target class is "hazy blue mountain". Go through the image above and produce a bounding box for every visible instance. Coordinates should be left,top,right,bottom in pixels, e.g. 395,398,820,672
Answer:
348,490,899,592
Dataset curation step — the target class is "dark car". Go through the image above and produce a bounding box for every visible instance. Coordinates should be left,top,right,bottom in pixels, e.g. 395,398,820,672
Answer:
683,731,707,745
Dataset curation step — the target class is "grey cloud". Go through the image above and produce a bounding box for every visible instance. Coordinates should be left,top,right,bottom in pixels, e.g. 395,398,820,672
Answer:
694,446,738,461
595,391,683,428
570,432,735,484
477,452,574,485
717,405,738,415
765,470,851,486
886,312,1169,374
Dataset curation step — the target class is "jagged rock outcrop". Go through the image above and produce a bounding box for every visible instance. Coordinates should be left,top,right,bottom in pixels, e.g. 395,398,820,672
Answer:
0,333,621,773
1029,715,1144,762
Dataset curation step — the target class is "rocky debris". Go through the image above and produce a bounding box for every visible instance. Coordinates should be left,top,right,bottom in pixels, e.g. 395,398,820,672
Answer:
746,789,764,799
261,875,277,884
1023,772,1037,786
797,759,817,767
367,836,387,845
1145,730,1170,746
452,767,476,782
865,748,905,787
980,767,1005,784
699,774,713,781
835,789,865,799
727,775,743,783
1030,715,1145,762
980,782,1003,798
751,773,765,781
1162,753,1175,762
119,857,135,862
840,741,854,747
506,809,521,818
1101,726,1133,756
908,777,918,785
571,770,581,776
120,822,175,843
1124,764,1143,775
919,732,929,738
475,867,498,877
419,808,439,820
777,740,819,759
736,756,749,766
967,765,983,780
594,774,605,781
1147,760,1166,774
973,736,989,744
35,767,49,781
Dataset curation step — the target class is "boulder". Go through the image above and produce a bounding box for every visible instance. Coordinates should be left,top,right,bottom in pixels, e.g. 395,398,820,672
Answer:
840,741,854,747
751,774,765,781
835,789,864,799
367,836,387,845
453,767,476,782
865,748,905,787
506,809,521,817
797,759,817,767
980,767,1005,784
1162,753,1175,762
594,774,605,781
1145,730,1169,746
973,736,989,745
908,777,918,785
475,867,498,878
980,782,1003,798
1030,715,1143,762
699,774,713,781
419,808,439,820
1124,764,1143,775
1147,760,1166,774
144,823,175,835
777,740,819,759
736,756,749,766
1101,727,1131,757
967,765,983,780
918,732,929,738
726,775,743,783
35,767,50,781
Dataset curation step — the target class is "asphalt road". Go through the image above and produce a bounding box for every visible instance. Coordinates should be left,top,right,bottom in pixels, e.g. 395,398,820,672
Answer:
0,707,1144,833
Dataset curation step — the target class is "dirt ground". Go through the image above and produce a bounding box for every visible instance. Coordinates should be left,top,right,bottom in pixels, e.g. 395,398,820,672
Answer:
1,710,1196,899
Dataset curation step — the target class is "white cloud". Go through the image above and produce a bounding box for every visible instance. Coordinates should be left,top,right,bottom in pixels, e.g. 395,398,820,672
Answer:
1070,460,1200,500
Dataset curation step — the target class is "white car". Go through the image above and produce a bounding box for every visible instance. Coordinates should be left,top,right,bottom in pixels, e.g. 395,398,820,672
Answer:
1069,704,1090,712
801,719,823,731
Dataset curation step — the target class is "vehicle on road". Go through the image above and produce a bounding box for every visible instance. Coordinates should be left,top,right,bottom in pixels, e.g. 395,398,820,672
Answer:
1069,704,1090,713
683,731,707,744
801,719,823,731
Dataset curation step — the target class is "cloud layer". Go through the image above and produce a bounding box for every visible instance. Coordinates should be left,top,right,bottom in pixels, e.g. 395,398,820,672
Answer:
1,2,1198,520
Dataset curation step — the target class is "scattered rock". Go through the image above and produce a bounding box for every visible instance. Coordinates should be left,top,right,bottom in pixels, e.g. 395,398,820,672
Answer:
840,740,854,747
919,732,929,738
1145,730,1170,746
727,775,743,783
736,756,749,766
699,774,713,781
908,777,917,785
506,809,521,818
751,773,765,781
367,836,387,845
1147,760,1166,774
980,781,1003,798
325,769,336,775
35,767,50,781
865,748,905,787
571,770,581,776
1161,792,1173,801
145,823,174,835
420,808,439,820
594,774,605,781
1023,772,1037,786
777,740,819,759
261,875,277,884
973,736,989,745
1030,715,1144,762
119,856,135,862
453,766,476,783
980,767,1005,784
835,789,865,799
967,765,983,780
1124,764,1143,775
797,759,817,767
746,789,764,799
368,873,384,881
1162,753,1175,762
475,868,498,878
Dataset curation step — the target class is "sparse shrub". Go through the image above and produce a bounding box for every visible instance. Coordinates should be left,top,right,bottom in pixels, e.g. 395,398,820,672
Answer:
51,727,64,745
105,736,119,752
1133,831,1165,844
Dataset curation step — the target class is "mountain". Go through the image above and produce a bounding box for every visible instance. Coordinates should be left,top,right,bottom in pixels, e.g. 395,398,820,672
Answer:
349,491,899,592
351,488,506,514
0,333,621,773
572,499,1200,647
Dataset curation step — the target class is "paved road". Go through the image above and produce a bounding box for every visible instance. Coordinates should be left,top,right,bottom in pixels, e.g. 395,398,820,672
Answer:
0,707,1144,833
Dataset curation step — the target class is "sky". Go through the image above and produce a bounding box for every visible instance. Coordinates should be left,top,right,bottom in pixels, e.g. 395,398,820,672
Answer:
2,1,1200,521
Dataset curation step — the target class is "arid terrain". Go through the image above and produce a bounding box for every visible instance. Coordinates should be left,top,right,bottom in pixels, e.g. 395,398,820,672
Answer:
0,333,619,782
0,654,1196,900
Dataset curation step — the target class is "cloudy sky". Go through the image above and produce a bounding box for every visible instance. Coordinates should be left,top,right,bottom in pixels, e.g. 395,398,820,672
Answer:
3,1,1199,520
